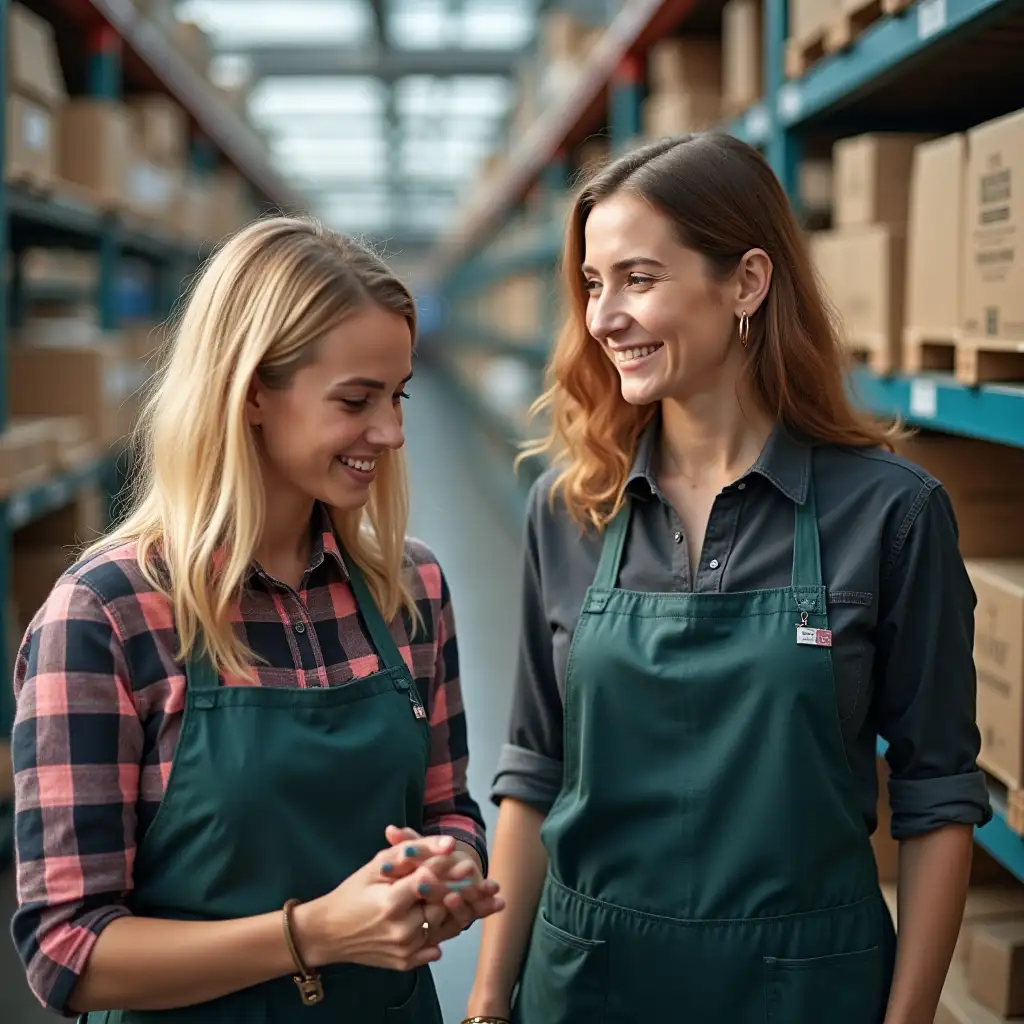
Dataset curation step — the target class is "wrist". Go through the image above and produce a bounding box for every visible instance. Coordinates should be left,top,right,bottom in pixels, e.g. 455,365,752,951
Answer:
467,985,512,1018
290,898,331,970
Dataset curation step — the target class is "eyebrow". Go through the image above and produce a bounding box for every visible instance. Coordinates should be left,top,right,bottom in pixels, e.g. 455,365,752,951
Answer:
580,256,667,276
329,372,414,392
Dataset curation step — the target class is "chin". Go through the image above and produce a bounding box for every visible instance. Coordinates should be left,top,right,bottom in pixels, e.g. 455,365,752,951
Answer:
618,375,670,407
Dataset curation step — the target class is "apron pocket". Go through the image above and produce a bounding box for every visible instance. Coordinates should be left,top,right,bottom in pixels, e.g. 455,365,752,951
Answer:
386,967,441,1023
514,911,607,1024
765,945,884,1024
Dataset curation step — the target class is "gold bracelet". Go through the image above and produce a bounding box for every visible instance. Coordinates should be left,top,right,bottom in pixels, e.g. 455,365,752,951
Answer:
282,898,325,1006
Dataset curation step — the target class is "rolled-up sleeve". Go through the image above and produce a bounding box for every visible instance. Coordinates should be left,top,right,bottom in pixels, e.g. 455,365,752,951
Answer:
875,482,992,840
11,577,140,1016
491,480,565,812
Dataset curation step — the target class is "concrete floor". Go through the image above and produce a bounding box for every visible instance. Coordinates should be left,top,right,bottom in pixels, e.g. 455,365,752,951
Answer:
0,365,524,1022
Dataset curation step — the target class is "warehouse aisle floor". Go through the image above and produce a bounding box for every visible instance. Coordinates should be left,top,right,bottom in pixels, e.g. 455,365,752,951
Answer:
0,364,524,1022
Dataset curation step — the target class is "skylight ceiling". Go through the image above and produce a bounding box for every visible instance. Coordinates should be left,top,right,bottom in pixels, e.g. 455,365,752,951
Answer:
175,0,538,242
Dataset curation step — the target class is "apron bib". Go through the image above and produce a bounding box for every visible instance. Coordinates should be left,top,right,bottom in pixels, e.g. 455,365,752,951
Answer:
515,461,896,1023
84,551,442,1023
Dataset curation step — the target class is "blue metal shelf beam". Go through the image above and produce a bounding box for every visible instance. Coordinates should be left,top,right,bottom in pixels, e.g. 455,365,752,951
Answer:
781,0,1024,127
850,368,1024,449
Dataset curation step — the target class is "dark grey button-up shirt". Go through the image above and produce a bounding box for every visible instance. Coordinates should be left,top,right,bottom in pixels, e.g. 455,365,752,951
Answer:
492,422,993,841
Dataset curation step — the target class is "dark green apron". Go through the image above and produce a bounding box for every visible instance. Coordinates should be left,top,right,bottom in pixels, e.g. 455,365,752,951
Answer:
85,551,442,1023
514,464,896,1023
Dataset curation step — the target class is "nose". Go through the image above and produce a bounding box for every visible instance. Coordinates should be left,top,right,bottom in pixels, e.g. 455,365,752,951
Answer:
586,288,631,342
365,401,405,451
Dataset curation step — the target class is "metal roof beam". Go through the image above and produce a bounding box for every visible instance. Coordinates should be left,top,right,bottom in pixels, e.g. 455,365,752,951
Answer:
228,47,521,79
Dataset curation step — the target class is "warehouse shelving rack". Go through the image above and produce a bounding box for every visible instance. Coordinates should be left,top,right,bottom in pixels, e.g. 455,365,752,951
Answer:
425,0,1024,880
0,0,303,866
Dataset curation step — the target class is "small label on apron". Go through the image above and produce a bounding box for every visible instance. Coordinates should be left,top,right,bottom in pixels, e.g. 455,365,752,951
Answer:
796,626,832,647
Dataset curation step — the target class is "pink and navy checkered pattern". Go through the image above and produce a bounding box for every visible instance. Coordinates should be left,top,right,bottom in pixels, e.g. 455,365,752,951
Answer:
9,508,487,1015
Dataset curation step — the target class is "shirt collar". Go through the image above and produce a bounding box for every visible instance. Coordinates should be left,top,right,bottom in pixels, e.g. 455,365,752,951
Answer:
625,413,811,504
246,502,350,583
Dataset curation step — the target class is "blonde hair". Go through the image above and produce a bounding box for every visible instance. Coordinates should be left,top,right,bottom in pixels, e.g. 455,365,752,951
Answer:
87,216,419,679
522,134,901,530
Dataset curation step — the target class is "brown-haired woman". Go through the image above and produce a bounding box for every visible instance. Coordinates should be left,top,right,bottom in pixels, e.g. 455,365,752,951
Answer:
462,134,991,1024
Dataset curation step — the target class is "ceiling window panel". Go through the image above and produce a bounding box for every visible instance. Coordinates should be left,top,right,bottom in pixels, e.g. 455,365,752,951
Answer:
387,0,450,49
460,1,535,49
176,0,373,48
250,77,386,118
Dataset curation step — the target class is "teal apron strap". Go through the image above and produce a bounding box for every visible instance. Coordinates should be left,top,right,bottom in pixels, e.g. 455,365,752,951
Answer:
791,452,825,609
344,550,408,673
184,645,220,690
593,500,631,591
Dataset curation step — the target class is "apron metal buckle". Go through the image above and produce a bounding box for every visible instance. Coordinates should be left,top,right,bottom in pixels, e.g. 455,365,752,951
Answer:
294,975,325,1005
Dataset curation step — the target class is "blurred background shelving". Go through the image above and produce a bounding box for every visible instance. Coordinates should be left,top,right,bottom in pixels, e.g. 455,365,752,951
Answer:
0,0,1023,1020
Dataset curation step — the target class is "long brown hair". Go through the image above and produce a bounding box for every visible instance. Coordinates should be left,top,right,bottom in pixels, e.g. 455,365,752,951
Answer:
522,133,902,530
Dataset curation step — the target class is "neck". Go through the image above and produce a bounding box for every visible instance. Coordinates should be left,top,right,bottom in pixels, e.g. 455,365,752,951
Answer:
658,384,774,489
255,488,316,580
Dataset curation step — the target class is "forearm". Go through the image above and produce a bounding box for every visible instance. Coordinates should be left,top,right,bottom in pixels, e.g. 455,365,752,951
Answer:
884,824,974,1024
70,905,313,1012
468,799,549,1016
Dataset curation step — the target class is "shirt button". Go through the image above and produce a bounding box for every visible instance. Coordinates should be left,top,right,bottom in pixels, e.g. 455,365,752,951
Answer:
294,621,306,634
737,482,747,491
673,531,683,544
709,558,720,570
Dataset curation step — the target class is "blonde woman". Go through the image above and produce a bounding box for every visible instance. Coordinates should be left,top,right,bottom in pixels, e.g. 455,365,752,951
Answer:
10,217,502,1022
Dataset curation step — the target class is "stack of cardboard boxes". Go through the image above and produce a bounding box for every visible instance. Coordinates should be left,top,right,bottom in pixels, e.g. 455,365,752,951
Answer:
809,133,924,372
4,3,257,244
642,38,723,139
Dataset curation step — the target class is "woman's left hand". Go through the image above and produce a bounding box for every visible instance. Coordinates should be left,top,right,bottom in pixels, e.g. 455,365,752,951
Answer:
382,825,503,942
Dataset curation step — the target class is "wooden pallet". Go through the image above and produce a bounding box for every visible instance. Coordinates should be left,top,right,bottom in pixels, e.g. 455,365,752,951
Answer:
846,336,900,375
906,331,1024,386
785,28,827,78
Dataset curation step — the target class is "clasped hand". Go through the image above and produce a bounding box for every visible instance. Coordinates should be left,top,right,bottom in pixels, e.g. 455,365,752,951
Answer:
379,825,503,947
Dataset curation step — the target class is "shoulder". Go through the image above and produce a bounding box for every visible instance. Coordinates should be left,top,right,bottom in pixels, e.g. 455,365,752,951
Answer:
28,539,170,639
526,464,594,542
813,440,950,566
402,536,449,603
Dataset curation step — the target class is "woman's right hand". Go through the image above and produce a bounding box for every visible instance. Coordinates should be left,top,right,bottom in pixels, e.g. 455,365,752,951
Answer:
293,836,458,972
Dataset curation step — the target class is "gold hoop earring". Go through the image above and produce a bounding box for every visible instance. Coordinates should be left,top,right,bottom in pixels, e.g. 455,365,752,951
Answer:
738,311,750,347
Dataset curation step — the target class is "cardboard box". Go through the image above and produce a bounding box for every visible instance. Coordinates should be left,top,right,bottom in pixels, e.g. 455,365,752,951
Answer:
17,486,107,547
58,101,132,210
6,93,56,188
893,436,1024,560
800,158,833,213
643,91,722,139
966,560,1024,789
905,133,968,345
8,342,139,448
0,418,60,496
962,107,1024,343
129,95,189,165
967,919,1024,1018
647,38,722,95
6,3,66,108
723,0,762,113
789,0,839,40
833,133,929,228
809,225,906,370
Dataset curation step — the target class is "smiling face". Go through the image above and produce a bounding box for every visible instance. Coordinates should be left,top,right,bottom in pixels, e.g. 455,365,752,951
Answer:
247,303,413,513
582,191,749,408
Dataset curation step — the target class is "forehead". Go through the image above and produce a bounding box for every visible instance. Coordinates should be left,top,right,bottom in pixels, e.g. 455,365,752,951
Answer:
583,193,677,267
315,304,413,380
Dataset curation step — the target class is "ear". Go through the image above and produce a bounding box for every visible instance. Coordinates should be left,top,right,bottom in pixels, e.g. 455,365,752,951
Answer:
245,376,265,427
733,248,772,317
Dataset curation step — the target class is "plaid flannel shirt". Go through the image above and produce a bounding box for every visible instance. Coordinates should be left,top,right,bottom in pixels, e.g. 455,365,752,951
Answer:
10,509,487,1015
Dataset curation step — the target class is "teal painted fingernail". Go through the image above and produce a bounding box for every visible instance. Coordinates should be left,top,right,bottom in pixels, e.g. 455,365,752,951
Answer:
418,883,431,895
381,863,393,874
405,846,418,857
447,880,471,891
